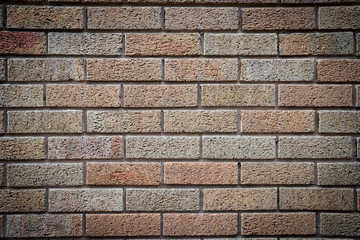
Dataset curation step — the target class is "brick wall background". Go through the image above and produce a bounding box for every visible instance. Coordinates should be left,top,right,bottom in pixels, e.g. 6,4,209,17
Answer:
0,0,359,239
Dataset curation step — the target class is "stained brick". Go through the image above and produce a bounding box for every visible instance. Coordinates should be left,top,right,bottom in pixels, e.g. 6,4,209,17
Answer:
320,213,360,236
0,137,45,160
0,84,43,107
317,59,360,82
0,189,45,212
0,32,46,55
319,6,360,29
318,163,360,186
319,111,360,133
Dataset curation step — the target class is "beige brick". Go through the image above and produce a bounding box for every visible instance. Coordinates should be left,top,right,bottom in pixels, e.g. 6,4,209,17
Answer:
0,164,3,186
319,111,360,133
0,84,43,107
204,188,277,211
164,162,238,185
0,59,4,81
0,137,45,160
319,6,360,29
320,213,360,236
317,59,360,82
205,33,277,56
0,32,46,55
318,163,360,186
0,189,45,212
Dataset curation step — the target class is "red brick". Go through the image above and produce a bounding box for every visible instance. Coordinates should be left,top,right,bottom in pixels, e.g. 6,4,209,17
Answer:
317,59,360,82
0,32,46,55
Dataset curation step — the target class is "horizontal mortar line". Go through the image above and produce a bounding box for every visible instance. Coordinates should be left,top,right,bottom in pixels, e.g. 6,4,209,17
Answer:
5,81,360,84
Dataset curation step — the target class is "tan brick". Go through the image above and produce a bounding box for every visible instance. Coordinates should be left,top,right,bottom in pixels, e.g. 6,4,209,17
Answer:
87,59,161,81
280,188,354,211
241,110,314,133
0,32,46,55
48,136,122,159
320,213,360,236
278,136,352,159
8,58,84,82
86,162,161,186
165,59,238,82
205,33,277,56
164,162,238,185
7,6,83,29
126,189,199,211
0,189,45,212
126,33,200,56
319,111,360,133
124,85,197,108
46,84,120,107
319,7,360,29
242,213,315,235
242,8,315,30
203,136,275,159
318,163,360,186
278,85,352,107
86,214,160,237
0,164,3,186
0,84,43,107
48,33,122,55
204,188,277,211
6,214,82,238
165,7,238,30
279,32,353,55
126,136,199,159
0,59,4,81
88,7,160,30
202,84,275,107
241,163,315,185
317,59,360,82
0,137,45,160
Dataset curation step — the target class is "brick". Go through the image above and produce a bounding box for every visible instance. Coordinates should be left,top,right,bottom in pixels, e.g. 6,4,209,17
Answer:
46,84,120,107
0,59,4,81
0,164,3,186
87,59,161,81
7,6,83,29
0,137,45,160
126,33,200,56
0,189,45,212
0,32,46,55
241,59,314,82
319,111,360,133
205,0,277,2
357,33,360,55
242,213,315,235
203,136,275,159
48,136,122,159
320,213,360,236
278,85,352,107
48,33,122,55
279,32,353,55
126,189,199,211
6,214,82,238
241,163,315,185
205,33,277,56
51,0,122,2
163,214,237,236
7,163,83,187
317,59,360,82
0,84,43,107
318,163,360,186
165,7,238,30
319,7,360,29
88,7,160,30
86,162,161,186
357,86,360,107
202,84,275,107
164,110,237,133
0,111,3,134
86,214,160,237
124,85,197,108
204,188,277,211
8,58,84,82
278,136,352,159
280,188,354,210
165,59,238,82
241,110,314,133
0,216,2,238
126,136,199,159
130,0,200,2
282,0,358,2
242,8,315,31
164,162,238,185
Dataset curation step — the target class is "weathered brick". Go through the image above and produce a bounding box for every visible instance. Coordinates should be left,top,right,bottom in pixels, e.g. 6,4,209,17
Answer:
46,84,120,107
48,136,122,159
87,59,161,81
204,188,277,211
317,59,360,82
203,136,275,159
126,33,200,56
7,6,83,29
279,32,353,55
241,163,315,185
319,111,360,133
202,84,275,107
7,163,83,187
0,164,3,186
242,213,315,235
320,213,360,236
0,137,45,160
319,7,360,29
126,136,199,159
278,136,352,159
165,59,238,82
48,33,122,55
6,214,82,238
0,84,43,107
0,59,4,81
124,85,197,108
86,214,160,237
205,33,277,56
0,189,45,212
164,162,238,185
242,8,315,30
126,189,199,211
278,85,352,107
318,163,360,186
87,162,161,186
88,7,160,30
163,214,237,236
0,32,46,55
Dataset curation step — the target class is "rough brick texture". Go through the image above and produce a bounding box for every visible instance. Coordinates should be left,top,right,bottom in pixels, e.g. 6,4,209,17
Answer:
0,190,45,212
317,59,360,82
0,32,46,54
0,84,43,107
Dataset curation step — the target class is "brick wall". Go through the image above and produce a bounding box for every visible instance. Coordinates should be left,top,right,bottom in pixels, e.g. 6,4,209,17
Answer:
0,0,359,239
